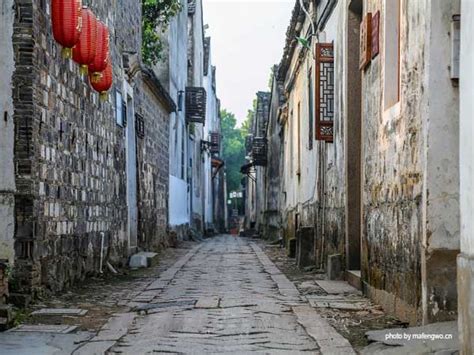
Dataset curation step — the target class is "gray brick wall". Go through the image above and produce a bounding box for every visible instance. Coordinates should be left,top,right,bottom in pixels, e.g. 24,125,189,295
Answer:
9,0,170,295
136,82,171,250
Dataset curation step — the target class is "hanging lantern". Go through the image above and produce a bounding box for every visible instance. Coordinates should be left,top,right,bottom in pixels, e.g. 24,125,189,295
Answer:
90,61,113,100
88,21,110,81
72,7,98,75
51,0,83,58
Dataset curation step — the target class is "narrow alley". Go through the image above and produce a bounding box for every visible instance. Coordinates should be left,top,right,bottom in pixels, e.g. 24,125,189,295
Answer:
0,0,473,354
1,235,356,354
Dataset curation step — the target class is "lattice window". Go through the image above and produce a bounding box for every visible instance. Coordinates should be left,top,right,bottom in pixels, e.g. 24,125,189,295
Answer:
315,43,334,142
252,137,267,166
210,132,220,153
135,113,145,139
185,87,207,124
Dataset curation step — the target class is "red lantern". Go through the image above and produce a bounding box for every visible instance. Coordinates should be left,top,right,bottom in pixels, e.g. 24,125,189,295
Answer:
72,7,97,74
88,21,110,80
51,0,83,58
90,61,112,100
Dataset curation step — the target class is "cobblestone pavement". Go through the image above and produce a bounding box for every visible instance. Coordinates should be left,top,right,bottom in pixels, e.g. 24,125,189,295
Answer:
101,235,354,354
1,236,355,354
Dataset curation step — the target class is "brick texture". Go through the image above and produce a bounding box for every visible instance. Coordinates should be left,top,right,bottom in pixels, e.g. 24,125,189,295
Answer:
10,0,170,295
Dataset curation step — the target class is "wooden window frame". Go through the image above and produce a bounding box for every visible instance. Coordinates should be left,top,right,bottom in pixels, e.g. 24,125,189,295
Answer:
308,69,314,150
297,102,301,177
315,43,335,143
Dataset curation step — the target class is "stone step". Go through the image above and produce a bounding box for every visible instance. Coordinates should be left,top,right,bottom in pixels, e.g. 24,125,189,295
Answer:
129,252,159,269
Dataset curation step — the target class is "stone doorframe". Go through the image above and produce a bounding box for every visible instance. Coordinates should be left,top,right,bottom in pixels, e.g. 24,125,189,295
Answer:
123,80,138,251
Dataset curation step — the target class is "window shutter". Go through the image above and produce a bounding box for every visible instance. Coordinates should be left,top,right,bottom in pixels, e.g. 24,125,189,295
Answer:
210,132,220,153
315,43,334,142
360,13,372,70
185,87,207,124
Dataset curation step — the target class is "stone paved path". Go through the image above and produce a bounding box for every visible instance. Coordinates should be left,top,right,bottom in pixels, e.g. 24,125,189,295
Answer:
1,235,354,354
99,235,353,354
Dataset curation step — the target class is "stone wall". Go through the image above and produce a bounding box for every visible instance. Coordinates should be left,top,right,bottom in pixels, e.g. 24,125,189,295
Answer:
8,0,173,296
359,0,459,324
0,0,16,271
137,79,171,250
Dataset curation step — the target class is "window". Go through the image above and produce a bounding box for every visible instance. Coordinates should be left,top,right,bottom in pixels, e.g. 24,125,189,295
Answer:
115,90,124,127
308,69,314,150
135,113,145,139
315,43,335,142
383,0,401,109
297,102,301,177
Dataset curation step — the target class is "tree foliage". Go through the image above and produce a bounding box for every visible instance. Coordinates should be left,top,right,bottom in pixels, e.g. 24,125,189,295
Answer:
142,0,182,66
221,109,249,194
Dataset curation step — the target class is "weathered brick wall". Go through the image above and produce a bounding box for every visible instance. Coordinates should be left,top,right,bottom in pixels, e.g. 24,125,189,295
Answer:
136,82,170,250
11,0,143,294
360,0,427,323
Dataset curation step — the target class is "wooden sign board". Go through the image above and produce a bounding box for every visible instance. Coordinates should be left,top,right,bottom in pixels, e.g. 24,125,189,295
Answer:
360,12,372,70
371,11,380,59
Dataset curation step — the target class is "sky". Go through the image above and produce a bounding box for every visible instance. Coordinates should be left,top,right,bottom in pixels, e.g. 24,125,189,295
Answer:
203,0,295,126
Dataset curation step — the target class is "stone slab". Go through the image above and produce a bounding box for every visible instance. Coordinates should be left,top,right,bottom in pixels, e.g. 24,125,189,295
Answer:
31,308,88,316
90,313,136,342
146,279,169,291
9,324,78,334
0,331,93,355
195,296,220,309
315,280,359,294
293,305,356,354
72,341,116,355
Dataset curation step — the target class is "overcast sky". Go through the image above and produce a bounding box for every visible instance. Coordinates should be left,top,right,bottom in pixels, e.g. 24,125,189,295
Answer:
203,0,295,126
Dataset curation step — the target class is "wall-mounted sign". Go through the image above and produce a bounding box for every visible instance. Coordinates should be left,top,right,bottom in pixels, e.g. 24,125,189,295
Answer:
371,11,380,59
360,12,372,70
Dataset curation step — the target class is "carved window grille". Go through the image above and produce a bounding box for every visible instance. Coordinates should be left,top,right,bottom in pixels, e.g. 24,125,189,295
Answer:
315,43,334,142
210,132,220,153
185,87,207,124
252,137,267,166
135,113,145,139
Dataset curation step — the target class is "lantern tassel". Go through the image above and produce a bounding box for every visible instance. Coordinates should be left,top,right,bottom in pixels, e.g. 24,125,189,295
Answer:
79,65,89,75
62,47,73,59
99,92,108,101
91,72,102,83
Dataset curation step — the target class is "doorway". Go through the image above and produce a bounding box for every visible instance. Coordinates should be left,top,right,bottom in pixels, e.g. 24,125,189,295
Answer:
124,81,138,251
345,0,363,275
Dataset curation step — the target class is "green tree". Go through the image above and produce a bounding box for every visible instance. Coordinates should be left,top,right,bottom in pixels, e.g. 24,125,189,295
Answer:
221,109,247,194
142,0,182,66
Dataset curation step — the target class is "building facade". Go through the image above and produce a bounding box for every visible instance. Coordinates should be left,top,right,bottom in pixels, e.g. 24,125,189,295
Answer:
253,0,462,327
0,0,224,302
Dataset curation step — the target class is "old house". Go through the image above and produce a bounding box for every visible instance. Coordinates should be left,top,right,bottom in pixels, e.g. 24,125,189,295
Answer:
243,92,271,235
0,0,179,299
261,66,285,243
203,39,226,234
158,0,192,240
256,0,461,326
145,0,225,240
